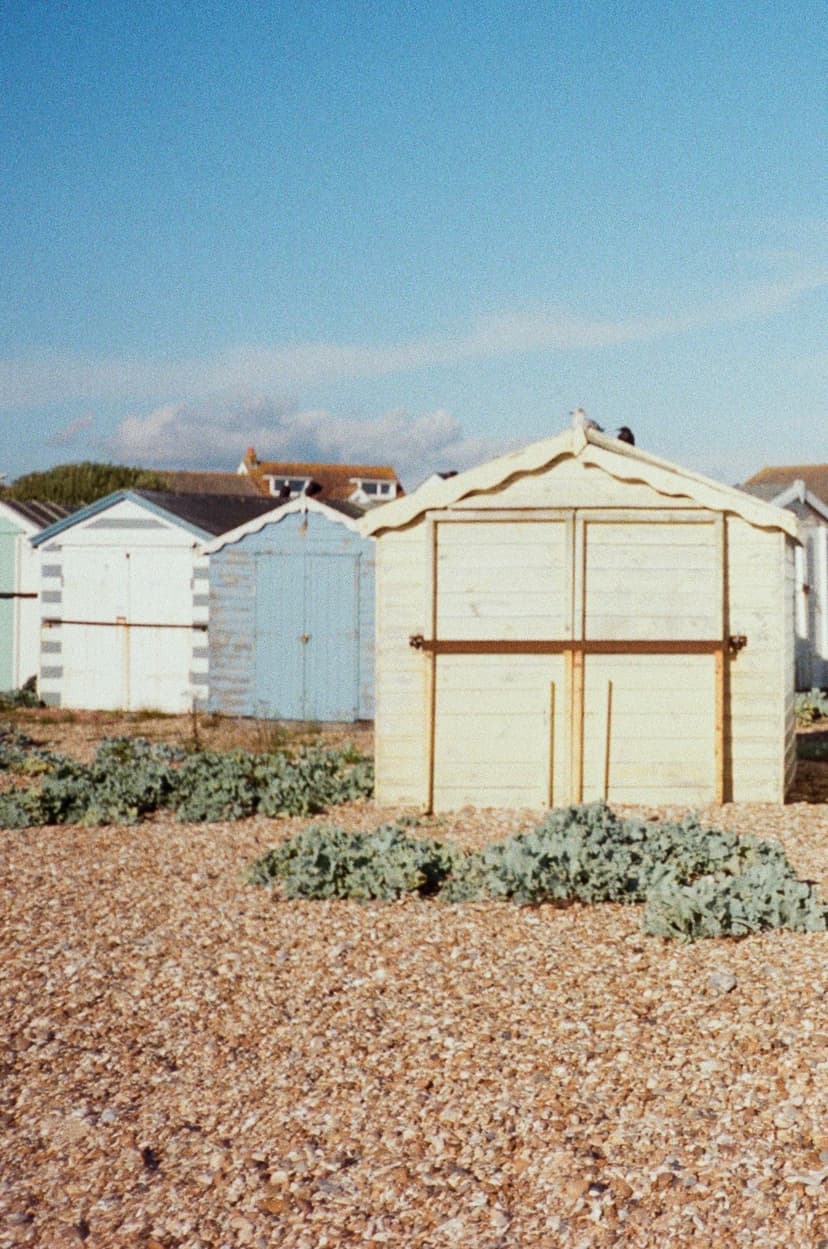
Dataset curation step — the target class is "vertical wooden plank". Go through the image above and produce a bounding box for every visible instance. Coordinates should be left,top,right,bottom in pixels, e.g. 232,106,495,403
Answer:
714,647,725,803
119,617,130,711
602,678,613,800
547,681,556,808
424,517,438,813
569,512,586,802
570,648,585,803
714,513,726,804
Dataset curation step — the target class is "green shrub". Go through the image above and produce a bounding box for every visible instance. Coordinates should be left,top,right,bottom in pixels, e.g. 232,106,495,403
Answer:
643,865,828,940
0,733,372,828
0,684,43,711
171,747,373,823
247,802,828,942
246,819,460,900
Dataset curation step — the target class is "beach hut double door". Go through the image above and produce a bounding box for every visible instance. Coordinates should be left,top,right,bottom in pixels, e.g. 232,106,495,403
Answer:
53,545,198,712
422,509,726,808
253,550,364,721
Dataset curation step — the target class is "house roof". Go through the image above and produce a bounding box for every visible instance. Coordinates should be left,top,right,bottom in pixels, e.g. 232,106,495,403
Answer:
239,453,403,501
201,495,367,554
360,425,800,540
742,463,828,506
32,490,279,546
159,470,262,497
0,499,73,530
740,479,828,524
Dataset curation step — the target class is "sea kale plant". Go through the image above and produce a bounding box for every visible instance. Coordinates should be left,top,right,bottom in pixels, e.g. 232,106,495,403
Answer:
248,801,828,943
245,818,460,900
0,726,373,828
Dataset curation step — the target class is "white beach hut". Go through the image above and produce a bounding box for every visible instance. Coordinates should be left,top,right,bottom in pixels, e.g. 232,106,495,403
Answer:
362,424,799,810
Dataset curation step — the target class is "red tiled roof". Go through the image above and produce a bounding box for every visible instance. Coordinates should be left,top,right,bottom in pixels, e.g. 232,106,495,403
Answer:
241,458,403,501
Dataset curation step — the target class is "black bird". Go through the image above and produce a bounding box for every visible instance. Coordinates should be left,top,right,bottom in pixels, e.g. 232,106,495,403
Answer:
616,426,635,445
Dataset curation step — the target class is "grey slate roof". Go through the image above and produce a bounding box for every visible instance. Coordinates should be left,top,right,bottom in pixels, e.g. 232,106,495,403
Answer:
737,482,782,503
158,471,262,497
742,464,828,506
133,491,282,537
320,499,366,520
0,499,74,528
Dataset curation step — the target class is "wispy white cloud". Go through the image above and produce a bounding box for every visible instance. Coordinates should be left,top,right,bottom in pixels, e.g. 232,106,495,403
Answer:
46,413,97,447
2,270,825,413
107,400,512,488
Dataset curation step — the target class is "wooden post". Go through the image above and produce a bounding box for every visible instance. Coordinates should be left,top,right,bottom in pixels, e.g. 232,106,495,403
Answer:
547,681,556,808
714,647,725,804
715,513,727,805
603,678,613,801
570,648,585,803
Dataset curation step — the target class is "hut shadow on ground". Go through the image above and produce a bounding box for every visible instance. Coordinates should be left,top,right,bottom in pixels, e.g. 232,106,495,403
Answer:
789,730,828,803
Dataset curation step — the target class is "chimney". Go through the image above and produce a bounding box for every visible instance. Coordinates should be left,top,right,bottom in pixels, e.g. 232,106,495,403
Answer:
245,446,258,466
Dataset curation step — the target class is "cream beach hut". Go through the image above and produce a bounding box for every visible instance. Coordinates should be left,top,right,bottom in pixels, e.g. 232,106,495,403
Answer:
362,424,799,810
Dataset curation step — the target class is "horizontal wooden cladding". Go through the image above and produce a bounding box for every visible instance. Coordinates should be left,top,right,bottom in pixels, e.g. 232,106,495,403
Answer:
410,636,725,655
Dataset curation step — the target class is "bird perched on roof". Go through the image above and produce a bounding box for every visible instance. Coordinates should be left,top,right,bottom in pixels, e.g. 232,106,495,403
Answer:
571,407,603,432
616,425,635,445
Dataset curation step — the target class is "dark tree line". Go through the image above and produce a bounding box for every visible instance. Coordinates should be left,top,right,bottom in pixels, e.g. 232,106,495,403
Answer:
3,462,169,507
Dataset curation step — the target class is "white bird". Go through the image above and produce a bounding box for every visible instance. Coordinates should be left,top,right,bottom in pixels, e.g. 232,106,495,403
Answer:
571,407,603,432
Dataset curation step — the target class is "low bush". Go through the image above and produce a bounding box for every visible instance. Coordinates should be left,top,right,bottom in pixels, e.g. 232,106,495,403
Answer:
248,802,828,942
246,818,459,899
0,728,373,828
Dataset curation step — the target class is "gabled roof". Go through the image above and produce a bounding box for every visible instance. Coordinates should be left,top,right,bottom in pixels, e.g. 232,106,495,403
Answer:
134,491,278,536
740,478,828,524
238,453,403,501
360,426,800,539
201,494,366,555
32,490,279,546
0,499,74,530
743,463,828,505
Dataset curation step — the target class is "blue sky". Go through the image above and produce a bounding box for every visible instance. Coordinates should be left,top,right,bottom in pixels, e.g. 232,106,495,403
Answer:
1,0,825,489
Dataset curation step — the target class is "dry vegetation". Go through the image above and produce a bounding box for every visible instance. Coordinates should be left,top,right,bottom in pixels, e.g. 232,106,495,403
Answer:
1,711,827,1247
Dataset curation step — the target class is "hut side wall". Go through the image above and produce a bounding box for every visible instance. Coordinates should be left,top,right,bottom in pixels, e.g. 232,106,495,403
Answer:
783,536,798,796
207,548,257,716
374,523,428,804
795,520,828,689
0,514,19,689
725,519,790,802
16,531,43,689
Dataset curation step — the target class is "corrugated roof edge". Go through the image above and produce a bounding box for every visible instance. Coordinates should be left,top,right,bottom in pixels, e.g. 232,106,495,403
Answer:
200,494,366,555
359,426,800,541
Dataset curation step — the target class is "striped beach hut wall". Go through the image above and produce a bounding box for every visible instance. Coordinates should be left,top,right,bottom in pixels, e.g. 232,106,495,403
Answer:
0,500,72,692
32,490,276,712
